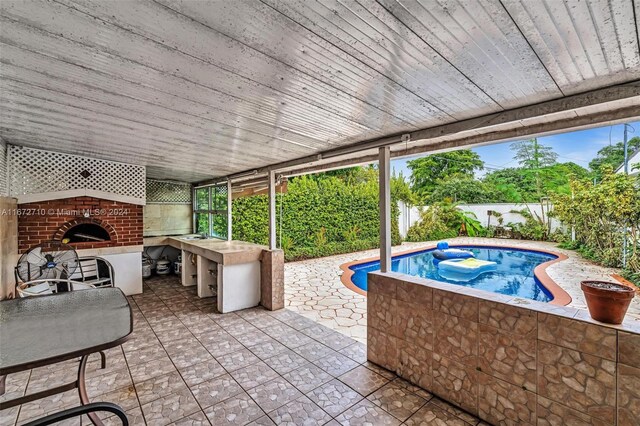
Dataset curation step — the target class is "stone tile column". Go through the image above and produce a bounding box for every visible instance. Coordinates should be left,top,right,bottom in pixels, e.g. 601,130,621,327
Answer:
260,249,284,310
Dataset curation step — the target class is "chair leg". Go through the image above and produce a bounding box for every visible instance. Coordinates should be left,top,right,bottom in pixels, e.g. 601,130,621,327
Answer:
78,355,104,426
22,402,128,426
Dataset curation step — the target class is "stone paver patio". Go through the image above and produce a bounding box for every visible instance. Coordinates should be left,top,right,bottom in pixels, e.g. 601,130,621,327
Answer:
285,237,640,342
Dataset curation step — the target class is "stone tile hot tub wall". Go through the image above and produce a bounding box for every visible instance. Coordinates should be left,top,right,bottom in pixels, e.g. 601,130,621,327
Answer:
366,271,640,426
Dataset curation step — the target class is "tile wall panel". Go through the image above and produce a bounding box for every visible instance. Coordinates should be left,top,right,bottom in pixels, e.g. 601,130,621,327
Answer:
367,271,640,426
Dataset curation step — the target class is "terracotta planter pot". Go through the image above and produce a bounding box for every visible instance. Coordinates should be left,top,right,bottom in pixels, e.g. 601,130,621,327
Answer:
581,280,635,324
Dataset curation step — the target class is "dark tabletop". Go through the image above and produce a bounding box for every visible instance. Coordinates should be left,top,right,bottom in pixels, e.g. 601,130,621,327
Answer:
0,288,132,375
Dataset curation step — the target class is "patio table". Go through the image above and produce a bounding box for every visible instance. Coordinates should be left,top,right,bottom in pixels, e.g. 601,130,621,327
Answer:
0,288,133,425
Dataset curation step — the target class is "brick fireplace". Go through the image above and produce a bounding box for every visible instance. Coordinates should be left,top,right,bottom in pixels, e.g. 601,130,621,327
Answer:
18,196,142,253
6,146,146,295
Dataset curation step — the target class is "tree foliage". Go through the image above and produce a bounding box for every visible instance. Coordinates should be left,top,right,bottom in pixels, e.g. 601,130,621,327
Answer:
391,171,415,205
507,207,554,241
407,150,483,200
406,142,589,204
405,203,459,242
553,167,640,276
483,162,590,203
430,175,505,204
511,138,558,169
589,136,640,180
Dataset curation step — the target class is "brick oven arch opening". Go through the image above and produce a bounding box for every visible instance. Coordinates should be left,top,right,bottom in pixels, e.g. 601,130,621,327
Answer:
63,223,110,243
54,218,117,244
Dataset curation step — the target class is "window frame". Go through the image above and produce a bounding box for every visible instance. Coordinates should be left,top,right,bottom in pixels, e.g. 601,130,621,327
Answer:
193,185,228,240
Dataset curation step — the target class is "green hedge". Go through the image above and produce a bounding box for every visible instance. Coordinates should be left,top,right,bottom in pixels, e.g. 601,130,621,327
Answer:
285,240,381,262
232,174,401,260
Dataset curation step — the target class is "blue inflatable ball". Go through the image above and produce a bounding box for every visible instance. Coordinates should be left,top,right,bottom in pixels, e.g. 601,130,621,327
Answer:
436,241,449,250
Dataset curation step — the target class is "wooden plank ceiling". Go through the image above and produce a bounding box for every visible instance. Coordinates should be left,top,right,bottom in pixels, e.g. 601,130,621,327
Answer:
1,0,639,182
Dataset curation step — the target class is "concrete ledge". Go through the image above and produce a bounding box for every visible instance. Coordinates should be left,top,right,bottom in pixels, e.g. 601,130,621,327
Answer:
367,271,640,425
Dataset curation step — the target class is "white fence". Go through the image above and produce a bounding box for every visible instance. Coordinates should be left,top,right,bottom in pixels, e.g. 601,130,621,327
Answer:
398,201,563,238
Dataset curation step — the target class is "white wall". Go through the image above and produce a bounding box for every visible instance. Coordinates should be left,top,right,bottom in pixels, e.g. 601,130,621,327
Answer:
143,204,192,236
75,248,144,295
616,150,639,176
398,201,562,238
398,201,421,239
100,252,143,296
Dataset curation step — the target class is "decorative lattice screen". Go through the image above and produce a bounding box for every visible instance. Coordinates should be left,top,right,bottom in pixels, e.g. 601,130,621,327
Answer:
146,179,192,204
210,183,229,239
8,145,145,201
212,183,228,211
0,139,7,197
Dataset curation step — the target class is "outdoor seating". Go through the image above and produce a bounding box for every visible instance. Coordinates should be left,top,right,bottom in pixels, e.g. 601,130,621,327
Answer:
68,256,115,288
0,288,133,426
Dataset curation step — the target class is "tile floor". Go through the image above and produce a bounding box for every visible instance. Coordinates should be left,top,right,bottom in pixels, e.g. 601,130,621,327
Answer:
1,275,483,426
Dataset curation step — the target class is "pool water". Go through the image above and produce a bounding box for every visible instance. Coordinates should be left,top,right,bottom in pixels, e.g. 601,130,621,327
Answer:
349,246,556,302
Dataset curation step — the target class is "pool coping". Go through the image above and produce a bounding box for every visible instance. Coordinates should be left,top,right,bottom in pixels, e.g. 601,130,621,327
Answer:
339,243,572,305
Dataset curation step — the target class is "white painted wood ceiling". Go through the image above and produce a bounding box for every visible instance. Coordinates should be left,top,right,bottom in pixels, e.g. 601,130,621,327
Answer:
1,0,639,182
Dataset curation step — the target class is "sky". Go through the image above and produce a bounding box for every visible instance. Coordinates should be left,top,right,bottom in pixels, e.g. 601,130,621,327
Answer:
391,121,640,179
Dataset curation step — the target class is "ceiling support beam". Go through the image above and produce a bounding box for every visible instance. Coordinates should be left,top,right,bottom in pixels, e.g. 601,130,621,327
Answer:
275,104,640,179
200,102,640,186
196,81,640,186
379,146,391,273
199,80,640,185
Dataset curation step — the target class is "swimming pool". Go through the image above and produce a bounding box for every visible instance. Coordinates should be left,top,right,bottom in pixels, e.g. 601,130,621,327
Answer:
346,246,557,302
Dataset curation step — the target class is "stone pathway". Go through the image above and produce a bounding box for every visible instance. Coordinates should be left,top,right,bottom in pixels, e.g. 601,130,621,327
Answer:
284,237,640,342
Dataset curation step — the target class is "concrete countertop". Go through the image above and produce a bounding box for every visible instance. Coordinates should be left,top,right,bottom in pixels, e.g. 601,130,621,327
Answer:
143,235,267,265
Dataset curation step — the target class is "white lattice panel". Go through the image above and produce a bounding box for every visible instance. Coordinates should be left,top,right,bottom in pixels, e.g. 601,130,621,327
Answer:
146,179,191,204
0,139,7,196
9,145,145,200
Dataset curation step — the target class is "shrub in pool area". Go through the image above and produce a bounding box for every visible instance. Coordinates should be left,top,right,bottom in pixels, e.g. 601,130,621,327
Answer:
554,167,640,285
284,240,381,262
405,202,483,242
231,170,403,261
621,269,640,286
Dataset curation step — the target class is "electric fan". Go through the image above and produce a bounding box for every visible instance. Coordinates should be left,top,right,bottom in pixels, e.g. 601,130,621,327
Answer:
16,241,80,282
